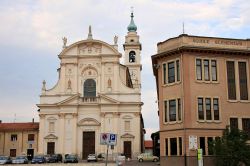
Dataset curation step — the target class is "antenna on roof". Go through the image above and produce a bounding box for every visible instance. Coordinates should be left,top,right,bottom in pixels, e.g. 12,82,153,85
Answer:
182,22,185,34
14,113,16,123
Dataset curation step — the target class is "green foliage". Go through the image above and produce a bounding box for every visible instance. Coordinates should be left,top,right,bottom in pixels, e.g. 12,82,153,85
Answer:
213,127,250,166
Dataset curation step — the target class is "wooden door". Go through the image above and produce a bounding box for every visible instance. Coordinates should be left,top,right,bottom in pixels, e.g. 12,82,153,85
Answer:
124,141,132,159
47,142,55,154
10,149,16,157
82,131,95,159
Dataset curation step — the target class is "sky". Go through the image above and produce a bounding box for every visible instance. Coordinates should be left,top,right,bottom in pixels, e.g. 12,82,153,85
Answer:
0,0,249,140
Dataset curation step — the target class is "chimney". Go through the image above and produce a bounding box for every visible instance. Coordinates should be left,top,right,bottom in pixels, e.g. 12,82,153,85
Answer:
0,120,2,123
32,118,34,123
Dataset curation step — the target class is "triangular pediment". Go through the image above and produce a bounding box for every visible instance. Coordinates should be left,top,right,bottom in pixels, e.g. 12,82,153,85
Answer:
56,94,79,106
44,134,58,139
78,118,101,126
99,94,120,104
120,133,135,138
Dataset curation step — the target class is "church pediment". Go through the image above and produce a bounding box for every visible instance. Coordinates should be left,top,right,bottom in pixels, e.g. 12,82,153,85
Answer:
120,133,135,138
99,94,120,104
78,118,101,126
56,94,79,106
44,134,58,139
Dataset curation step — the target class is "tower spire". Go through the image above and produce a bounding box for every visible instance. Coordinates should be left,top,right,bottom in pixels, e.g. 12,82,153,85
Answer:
127,7,137,32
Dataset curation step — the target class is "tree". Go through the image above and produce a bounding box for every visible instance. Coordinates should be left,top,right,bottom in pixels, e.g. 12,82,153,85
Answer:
213,127,250,166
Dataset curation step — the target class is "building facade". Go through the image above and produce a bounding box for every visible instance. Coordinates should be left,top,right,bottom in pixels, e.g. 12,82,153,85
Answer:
37,12,144,159
0,122,39,159
152,34,250,165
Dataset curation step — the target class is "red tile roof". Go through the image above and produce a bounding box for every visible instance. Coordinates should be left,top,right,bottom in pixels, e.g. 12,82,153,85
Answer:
0,122,39,131
144,140,153,148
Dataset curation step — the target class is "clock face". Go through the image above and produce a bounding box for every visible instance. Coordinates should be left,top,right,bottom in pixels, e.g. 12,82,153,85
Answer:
130,70,137,78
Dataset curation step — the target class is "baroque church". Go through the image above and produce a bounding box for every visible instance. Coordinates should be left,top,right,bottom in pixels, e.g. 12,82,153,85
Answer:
37,12,144,159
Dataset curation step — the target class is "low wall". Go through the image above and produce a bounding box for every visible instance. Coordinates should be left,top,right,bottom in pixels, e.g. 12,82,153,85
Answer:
160,156,216,166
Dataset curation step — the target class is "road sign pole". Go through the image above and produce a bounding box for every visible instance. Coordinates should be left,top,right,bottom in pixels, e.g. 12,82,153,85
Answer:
105,144,109,166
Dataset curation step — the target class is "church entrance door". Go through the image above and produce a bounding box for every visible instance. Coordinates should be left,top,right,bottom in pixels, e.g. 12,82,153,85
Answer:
123,141,132,159
82,131,95,159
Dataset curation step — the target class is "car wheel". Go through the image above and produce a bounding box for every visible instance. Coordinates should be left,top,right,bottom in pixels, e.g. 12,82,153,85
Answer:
153,158,158,162
139,158,143,162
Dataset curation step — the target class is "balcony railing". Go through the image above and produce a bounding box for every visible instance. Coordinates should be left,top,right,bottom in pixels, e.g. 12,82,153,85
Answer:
82,97,99,103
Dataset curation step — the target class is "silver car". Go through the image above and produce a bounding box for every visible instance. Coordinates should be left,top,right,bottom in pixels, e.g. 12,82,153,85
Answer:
0,156,12,165
12,156,29,164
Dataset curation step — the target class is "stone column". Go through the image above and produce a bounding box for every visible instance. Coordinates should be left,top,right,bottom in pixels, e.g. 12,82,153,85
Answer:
72,113,78,153
59,113,65,154
38,114,45,154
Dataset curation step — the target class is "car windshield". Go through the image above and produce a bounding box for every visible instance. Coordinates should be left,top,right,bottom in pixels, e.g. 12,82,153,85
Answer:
16,156,25,159
34,156,43,159
0,156,7,160
66,155,76,159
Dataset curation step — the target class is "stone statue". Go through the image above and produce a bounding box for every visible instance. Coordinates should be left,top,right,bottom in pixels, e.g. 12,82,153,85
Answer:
108,78,111,87
88,25,93,39
114,35,118,45
62,37,67,48
68,79,71,89
42,80,46,91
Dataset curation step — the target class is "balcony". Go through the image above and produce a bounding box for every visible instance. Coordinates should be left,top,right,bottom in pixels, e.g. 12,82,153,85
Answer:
82,97,99,103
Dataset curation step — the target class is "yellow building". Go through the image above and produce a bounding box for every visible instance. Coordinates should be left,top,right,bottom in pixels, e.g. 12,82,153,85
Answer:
0,122,39,159
151,34,250,165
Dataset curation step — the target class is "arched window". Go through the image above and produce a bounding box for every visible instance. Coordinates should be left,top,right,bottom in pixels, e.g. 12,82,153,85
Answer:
84,79,96,97
129,51,136,63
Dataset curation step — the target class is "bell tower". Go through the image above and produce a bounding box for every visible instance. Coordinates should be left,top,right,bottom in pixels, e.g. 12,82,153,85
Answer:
123,10,142,88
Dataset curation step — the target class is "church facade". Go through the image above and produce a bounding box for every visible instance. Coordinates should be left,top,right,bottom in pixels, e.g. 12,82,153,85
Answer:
37,12,144,159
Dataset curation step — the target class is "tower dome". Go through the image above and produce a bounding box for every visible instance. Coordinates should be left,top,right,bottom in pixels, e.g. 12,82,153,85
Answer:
127,12,137,32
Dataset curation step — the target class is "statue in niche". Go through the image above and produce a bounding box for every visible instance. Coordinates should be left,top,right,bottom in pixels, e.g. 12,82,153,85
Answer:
68,79,71,89
114,35,118,45
108,78,111,87
62,37,67,48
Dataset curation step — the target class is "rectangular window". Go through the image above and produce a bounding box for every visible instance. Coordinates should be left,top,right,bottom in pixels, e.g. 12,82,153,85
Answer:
211,60,217,81
179,137,182,155
207,137,214,155
238,62,248,100
204,60,210,81
125,121,130,131
242,118,250,139
168,62,175,83
205,98,212,120
199,137,206,155
178,99,181,121
164,101,168,122
169,100,176,121
198,98,204,120
176,60,180,82
196,59,202,80
163,64,166,84
165,138,168,156
11,134,17,141
170,138,177,155
227,61,236,100
213,98,219,120
28,134,34,141
230,118,238,129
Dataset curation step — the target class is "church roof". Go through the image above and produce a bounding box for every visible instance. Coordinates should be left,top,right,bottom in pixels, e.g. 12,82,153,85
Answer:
0,122,39,131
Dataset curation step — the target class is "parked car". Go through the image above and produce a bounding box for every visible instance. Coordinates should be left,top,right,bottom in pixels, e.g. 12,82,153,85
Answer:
137,153,159,162
0,156,12,165
31,155,46,164
51,154,62,162
116,154,126,166
64,154,78,163
44,155,57,163
12,156,29,164
97,153,105,161
87,154,97,162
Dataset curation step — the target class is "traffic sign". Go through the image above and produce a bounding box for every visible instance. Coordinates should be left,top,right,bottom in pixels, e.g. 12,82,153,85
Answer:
100,133,117,145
